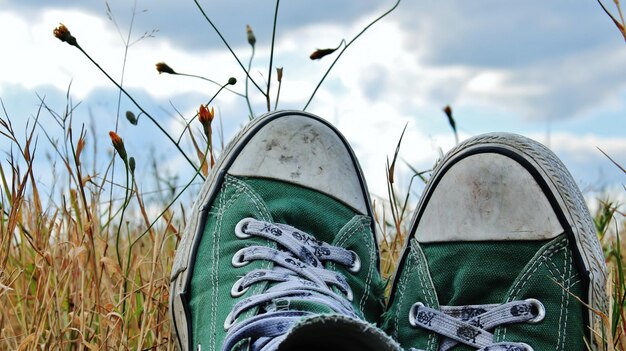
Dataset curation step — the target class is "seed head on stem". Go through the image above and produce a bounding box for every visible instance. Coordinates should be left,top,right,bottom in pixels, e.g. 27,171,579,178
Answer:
198,104,215,167
108,131,128,162
53,23,78,47
155,62,176,75
246,24,256,47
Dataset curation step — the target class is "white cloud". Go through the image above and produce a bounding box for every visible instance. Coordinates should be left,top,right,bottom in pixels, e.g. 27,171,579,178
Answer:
550,132,626,155
0,9,245,101
538,132,626,164
3,3,625,206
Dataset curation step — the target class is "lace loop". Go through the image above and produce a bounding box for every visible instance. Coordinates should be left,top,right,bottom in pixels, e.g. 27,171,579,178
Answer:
348,250,361,273
230,276,250,298
234,218,253,239
231,247,251,268
524,298,545,324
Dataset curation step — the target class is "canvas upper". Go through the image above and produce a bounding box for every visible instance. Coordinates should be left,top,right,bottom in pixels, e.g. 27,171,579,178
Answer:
169,111,398,351
383,133,608,351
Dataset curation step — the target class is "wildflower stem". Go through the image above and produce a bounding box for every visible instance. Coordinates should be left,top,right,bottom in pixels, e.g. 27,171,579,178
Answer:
73,44,204,179
304,0,402,110
274,79,282,110
267,0,280,112
597,0,626,41
175,72,245,98
193,0,267,97
115,160,131,273
246,46,256,119
616,0,626,27
114,1,137,132
108,2,136,260
117,160,134,316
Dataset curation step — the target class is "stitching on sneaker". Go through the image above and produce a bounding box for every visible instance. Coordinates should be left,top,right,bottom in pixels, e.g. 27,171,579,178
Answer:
225,176,272,220
215,178,251,345
224,176,273,322
336,216,373,314
394,244,414,340
402,240,438,350
558,242,575,351
210,181,229,350
343,217,374,314
555,242,568,351
499,236,566,343
360,221,375,314
508,236,567,299
545,242,567,279
212,178,249,348
207,176,273,348
414,243,438,351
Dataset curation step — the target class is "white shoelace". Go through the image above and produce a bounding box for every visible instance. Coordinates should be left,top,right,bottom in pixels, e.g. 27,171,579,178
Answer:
408,299,545,351
221,218,361,351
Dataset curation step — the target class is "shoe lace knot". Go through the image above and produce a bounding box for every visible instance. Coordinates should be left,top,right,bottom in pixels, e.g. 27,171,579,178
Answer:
408,299,545,351
222,218,361,351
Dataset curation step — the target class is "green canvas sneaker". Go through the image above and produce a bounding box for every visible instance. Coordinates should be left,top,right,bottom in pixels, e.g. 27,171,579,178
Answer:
383,133,608,351
169,111,399,351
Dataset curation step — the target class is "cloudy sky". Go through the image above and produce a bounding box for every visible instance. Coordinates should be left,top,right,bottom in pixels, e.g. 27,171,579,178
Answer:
1,0,625,209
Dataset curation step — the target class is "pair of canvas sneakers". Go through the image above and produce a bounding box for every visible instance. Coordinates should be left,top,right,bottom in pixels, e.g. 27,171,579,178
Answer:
169,111,608,351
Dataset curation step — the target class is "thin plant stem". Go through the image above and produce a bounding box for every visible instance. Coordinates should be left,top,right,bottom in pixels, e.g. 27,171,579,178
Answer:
274,78,282,110
115,161,131,270
598,0,626,40
113,0,137,132
73,44,203,179
304,0,402,110
193,0,267,97
174,72,245,98
246,45,256,119
266,0,280,112
118,165,134,315
109,1,137,256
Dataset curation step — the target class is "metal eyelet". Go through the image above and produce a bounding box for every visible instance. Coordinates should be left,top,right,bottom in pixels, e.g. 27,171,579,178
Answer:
230,276,250,297
347,250,361,274
408,302,425,327
346,287,354,302
519,342,534,351
223,311,236,330
525,298,545,324
235,218,253,239
231,248,250,268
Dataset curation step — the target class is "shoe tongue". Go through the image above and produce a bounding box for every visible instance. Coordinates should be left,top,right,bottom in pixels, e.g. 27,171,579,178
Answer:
239,177,358,243
421,241,547,306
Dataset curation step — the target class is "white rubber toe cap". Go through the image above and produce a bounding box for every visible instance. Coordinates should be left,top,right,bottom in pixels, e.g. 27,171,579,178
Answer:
416,152,563,242
228,115,368,214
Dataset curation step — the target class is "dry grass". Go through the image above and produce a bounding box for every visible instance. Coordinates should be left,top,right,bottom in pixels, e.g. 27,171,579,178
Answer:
1,1,625,350
0,103,180,350
1,98,625,351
